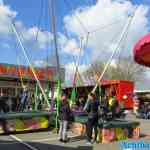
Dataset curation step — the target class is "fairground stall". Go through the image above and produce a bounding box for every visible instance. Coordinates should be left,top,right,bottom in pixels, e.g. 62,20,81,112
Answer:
63,80,134,109
134,90,150,119
62,84,98,101
100,80,134,109
0,63,65,134
63,80,140,143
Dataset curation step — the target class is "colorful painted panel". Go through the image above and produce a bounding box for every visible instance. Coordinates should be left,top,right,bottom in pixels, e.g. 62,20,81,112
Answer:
0,116,49,133
0,64,56,81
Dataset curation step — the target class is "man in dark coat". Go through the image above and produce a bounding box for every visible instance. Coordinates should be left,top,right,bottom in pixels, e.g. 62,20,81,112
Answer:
84,93,100,144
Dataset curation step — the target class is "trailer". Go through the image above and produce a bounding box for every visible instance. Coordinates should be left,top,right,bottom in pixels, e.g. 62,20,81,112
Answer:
100,80,134,109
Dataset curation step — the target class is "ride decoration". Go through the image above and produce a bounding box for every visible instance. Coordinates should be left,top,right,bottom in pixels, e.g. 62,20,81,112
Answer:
134,33,150,67
70,119,140,143
0,64,54,81
0,115,50,134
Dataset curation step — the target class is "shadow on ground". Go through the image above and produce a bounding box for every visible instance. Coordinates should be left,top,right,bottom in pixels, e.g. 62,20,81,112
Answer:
140,133,148,138
0,139,93,150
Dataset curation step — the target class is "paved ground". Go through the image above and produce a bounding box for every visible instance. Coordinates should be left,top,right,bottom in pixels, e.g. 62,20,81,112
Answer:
0,114,150,150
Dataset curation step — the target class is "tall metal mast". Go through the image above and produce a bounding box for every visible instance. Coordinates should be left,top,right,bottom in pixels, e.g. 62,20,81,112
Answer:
48,0,61,132
49,0,60,80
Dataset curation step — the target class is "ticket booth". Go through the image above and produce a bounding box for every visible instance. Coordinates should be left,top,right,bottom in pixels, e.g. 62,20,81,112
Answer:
100,80,134,109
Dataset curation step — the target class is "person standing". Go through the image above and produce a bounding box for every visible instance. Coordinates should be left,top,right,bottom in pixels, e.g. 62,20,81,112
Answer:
18,86,29,112
84,93,100,144
58,94,71,143
7,97,13,112
133,95,139,116
79,97,86,110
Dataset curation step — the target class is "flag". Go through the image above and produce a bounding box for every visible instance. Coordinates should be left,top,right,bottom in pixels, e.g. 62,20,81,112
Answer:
56,80,61,108
45,83,50,100
70,68,83,107
73,70,83,87
56,79,61,130
98,85,102,102
76,79,81,87
70,87,76,107
34,83,39,110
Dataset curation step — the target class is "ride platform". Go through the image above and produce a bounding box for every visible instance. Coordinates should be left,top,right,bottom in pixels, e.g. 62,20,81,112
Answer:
0,111,52,134
71,115,140,143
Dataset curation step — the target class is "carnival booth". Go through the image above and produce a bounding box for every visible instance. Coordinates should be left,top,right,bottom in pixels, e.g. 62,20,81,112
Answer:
0,111,52,134
72,117,140,143
134,91,150,119
70,80,140,143
0,63,64,134
100,80,134,109
62,85,94,101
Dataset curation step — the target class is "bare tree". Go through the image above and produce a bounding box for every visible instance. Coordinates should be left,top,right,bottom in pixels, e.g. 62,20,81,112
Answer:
83,61,109,84
109,57,146,82
83,57,146,83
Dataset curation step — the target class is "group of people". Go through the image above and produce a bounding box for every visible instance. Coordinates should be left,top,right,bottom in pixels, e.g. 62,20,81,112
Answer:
58,91,122,144
74,97,86,111
138,103,150,119
0,85,49,113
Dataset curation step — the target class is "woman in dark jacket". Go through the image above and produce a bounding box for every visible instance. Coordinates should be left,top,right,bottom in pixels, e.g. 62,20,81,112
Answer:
59,95,71,143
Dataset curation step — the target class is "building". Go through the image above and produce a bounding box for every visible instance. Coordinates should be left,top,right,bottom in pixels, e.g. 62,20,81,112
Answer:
0,63,65,97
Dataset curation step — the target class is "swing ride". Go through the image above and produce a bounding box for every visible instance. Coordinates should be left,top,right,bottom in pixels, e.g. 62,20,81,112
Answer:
0,0,64,134
64,5,140,143
0,0,141,142
0,63,65,134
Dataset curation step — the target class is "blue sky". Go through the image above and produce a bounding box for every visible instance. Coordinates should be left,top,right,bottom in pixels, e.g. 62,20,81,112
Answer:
2,0,95,65
4,0,94,33
1,0,150,83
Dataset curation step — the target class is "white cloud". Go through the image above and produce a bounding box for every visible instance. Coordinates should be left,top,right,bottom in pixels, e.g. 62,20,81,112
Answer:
65,62,88,82
110,59,117,68
64,0,150,61
58,33,81,56
0,4,52,50
0,4,17,34
64,39,80,55
33,60,47,67
15,23,53,49
1,0,150,83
